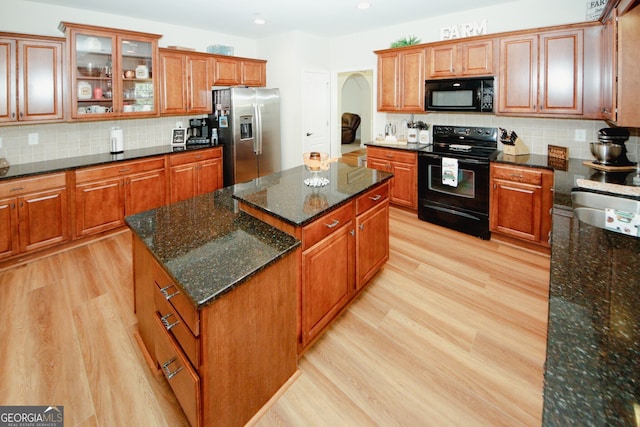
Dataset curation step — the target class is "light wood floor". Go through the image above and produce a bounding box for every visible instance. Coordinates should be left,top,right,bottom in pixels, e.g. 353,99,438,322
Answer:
0,207,550,427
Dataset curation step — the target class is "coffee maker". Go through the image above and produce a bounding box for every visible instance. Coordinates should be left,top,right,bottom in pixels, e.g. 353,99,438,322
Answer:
187,118,211,145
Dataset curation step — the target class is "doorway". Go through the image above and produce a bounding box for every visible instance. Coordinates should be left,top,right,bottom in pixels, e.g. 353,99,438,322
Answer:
338,70,373,155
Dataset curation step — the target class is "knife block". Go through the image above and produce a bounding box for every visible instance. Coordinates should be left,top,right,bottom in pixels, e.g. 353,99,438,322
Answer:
503,137,529,155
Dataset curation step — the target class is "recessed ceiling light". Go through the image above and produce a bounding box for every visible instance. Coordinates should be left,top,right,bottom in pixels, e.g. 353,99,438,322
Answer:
254,18,266,25
356,2,371,10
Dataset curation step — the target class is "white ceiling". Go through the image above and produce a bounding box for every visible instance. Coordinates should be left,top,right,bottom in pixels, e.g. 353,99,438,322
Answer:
28,0,517,39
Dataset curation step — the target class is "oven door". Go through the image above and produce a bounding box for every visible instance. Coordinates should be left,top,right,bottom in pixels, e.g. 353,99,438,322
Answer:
417,152,491,239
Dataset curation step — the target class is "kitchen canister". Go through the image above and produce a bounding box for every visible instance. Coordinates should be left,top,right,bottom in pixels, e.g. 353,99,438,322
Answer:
110,127,124,154
407,128,418,143
78,81,92,100
419,129,430,144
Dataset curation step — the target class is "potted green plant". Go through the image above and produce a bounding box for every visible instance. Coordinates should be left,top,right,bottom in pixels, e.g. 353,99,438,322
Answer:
390,35,421,48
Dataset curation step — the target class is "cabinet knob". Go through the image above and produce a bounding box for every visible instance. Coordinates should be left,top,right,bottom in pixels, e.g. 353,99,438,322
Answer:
359,224,364,230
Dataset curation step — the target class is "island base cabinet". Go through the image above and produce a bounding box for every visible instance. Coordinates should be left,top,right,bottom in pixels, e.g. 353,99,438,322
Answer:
356,201,389,289
154,315,201,427
301,222,354,348
133,234,298,427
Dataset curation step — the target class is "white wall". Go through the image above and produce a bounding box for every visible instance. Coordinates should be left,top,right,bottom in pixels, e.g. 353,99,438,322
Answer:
1,0,637,166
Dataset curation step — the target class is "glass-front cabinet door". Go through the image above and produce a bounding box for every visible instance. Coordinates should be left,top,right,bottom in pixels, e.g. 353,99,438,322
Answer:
60,22,160,120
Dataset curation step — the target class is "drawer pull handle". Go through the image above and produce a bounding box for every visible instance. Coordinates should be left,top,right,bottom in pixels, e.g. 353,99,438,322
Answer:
10,187,24,192
119,168,131,173
161,312,180,331
161,357,184,380
194,155,203,159
509,174,523,179
160,284,180,300
324,219,340,228
369,194,382,201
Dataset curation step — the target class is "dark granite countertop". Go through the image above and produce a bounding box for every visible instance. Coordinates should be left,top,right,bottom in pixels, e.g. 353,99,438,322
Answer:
0,144,217,180
364,141,432,152
232,162,393,227
125,186,300,309
496,154,640,425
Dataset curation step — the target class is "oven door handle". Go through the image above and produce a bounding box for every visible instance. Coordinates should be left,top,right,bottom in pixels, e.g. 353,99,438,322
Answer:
420,153,488,165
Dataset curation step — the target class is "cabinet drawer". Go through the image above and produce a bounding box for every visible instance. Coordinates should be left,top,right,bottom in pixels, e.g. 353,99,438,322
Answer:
302,202,353,250
152,260,200,336
169,147,222,167
154,315,201,427
492,165,542,185
154,284,200,368
0,173,66,197
76,158,165,183
356,182,389,215
367,146,416,164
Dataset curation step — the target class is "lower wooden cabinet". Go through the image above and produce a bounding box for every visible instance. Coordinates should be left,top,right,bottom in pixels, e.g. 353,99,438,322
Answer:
356,187,390,289
490,163,553,249
0,172,68,259
75,158,166,237
240,180,390,353
301,203,355,348
169,147,223,203
133,234,297,427
366,146,417,210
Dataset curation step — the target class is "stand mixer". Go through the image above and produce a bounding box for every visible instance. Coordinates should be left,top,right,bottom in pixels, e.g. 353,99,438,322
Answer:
589,127,636,168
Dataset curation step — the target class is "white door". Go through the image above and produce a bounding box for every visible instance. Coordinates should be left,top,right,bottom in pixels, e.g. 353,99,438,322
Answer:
302,71,331,155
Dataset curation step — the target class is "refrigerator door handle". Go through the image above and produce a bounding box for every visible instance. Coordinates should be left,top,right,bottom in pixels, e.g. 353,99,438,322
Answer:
254,103,262,155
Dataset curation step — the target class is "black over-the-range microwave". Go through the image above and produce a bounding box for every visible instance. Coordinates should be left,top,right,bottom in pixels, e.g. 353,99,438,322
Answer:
425,77,494,113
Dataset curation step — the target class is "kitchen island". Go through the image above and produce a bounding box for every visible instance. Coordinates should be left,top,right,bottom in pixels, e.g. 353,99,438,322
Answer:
125,162,392,426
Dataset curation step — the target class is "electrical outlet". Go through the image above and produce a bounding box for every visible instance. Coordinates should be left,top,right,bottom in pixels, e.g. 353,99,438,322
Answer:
28,133,38,145
575,129,587,142
176,121,183,128
0,137,3,149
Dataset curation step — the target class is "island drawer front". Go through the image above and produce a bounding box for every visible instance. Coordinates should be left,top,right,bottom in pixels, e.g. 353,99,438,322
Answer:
75,158,166,183
302,202,354,250
152,260,200,337
154,314,201,427
154,285,200,368
491,164,542,185
367,146,416,164
169,147,222,167
0,172,66,197
356,182,389,215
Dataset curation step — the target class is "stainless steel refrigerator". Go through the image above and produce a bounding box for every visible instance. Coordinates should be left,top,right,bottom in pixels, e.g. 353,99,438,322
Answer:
210,87,281,186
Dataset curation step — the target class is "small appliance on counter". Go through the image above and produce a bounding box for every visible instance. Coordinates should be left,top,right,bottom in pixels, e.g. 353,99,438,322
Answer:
186,118,211,145
110,127,124,154
584,127,636,171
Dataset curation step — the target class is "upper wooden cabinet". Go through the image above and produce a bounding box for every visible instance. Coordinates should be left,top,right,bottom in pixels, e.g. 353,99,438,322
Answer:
376,47,425,112
212,56,266,87
0,34,64,125
427,39,493,79
601,4,640,126
60,22,161,120
159,49,212,115
498,29,584,116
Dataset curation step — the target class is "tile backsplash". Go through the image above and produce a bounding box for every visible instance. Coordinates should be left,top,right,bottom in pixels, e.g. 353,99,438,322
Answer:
384,113,639,163
0,116,201,165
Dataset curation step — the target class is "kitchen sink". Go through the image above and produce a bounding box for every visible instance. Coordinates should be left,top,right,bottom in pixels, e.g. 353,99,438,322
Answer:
571,191,640,236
